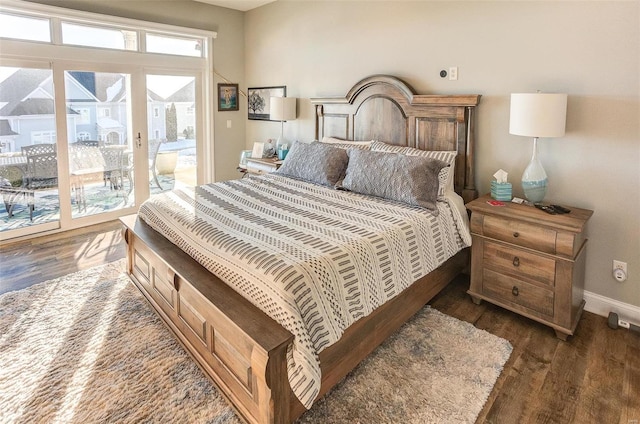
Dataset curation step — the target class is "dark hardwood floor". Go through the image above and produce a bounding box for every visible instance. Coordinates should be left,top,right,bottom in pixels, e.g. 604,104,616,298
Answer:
1,221,638,423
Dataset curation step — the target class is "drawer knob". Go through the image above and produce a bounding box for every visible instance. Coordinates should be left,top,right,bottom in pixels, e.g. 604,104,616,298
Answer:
513,232,520,238
513,257,520,267
512,286,519,296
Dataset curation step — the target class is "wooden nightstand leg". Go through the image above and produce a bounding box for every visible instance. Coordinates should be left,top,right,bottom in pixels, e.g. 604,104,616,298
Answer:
554,329,570,341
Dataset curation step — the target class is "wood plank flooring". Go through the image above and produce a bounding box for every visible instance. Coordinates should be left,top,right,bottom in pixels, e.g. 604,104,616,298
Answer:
0,221,638,423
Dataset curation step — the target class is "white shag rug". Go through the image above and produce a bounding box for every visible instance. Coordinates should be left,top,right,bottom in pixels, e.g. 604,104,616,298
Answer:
0,260,512,424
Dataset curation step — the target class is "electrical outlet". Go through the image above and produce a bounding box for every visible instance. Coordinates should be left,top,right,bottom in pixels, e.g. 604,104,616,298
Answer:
613,260,628,282
449,66,458,81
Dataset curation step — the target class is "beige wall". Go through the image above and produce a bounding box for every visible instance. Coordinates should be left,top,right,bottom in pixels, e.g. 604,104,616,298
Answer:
26,0,247,182
245,1,640,307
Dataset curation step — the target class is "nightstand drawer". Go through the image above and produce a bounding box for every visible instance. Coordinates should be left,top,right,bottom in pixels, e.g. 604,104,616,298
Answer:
481,215,557,254
483,241,556,287
482,269,554,317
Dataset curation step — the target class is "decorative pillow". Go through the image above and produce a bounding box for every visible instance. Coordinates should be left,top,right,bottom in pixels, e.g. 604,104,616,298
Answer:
321,136,372,150
341,148,448,212
371,141,456,197
276,141,349,187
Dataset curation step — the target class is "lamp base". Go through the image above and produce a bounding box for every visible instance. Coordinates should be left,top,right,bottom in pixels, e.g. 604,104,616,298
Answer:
522,178,548,203
521,136,548,203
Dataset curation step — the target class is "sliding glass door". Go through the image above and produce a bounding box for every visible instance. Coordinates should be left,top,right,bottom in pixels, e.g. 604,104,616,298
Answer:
146,74,198,196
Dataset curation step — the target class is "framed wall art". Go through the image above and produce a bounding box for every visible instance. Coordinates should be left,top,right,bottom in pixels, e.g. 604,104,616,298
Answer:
247,86,286,120
218,83,239,111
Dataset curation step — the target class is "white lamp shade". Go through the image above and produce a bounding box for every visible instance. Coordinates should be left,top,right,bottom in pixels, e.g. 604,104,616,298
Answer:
270,97,297,121
509,93,567,138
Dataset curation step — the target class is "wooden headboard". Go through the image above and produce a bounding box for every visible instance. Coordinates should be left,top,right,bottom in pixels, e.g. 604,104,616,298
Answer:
310,75,481,203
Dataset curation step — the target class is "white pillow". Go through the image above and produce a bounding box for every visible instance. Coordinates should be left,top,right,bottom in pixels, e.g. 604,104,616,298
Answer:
370,141,456,198
321,136,372,150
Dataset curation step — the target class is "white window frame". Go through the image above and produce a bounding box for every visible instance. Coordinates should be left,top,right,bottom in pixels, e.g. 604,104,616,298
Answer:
75,107,90,124
31,130,56,144
77,131,90,141
0,0,216,241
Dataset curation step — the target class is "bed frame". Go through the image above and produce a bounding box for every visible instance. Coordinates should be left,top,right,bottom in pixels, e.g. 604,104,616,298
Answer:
121,75,480,424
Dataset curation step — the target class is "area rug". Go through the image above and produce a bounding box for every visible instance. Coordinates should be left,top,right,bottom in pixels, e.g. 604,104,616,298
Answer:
0,260,512,424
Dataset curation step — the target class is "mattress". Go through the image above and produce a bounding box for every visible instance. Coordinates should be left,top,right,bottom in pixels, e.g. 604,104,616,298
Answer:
138,173,471,408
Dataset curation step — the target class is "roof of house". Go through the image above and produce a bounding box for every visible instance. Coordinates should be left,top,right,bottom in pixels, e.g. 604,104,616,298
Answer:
68,71,127,103
0,68,52,116
165,79,195,103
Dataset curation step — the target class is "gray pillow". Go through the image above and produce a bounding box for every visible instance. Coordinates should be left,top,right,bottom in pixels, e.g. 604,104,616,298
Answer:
276,141,349,187
341,149,448,211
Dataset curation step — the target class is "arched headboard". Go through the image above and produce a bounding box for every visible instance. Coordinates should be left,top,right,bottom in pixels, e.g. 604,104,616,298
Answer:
310,75,481,203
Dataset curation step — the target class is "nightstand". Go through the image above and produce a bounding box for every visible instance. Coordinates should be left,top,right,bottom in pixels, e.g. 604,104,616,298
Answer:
245,157,282,175
466,195,593,340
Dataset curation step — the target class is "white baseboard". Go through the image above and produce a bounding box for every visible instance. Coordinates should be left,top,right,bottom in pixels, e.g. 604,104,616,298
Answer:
584,290,640,324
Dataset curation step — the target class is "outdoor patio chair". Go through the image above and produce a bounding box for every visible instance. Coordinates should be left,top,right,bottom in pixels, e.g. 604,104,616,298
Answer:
0,164,33,219
25,152,58,190
16,152,59,218
100,146,130,193
21,143,56,156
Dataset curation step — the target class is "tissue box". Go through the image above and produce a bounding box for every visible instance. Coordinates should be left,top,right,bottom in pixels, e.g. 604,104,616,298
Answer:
491,181,512,201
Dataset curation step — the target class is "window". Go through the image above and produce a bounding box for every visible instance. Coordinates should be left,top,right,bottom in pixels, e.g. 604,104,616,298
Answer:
61,22,137,51
31,130,56,144
146,33,203,57
77,131,90,141
75,107,90,124
100,108,110,118
0,12,50,42
0,6,211,58
154,107,159,118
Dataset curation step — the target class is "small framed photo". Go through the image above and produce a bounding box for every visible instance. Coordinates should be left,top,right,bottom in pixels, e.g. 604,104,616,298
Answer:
218,83,239,111
247,86,286,120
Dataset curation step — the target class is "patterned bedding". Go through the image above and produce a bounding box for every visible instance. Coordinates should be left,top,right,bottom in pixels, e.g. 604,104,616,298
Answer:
138,173,472,408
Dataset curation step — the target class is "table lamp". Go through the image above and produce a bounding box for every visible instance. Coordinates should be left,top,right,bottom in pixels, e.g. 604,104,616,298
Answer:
509,92,567,203
270,97,297,157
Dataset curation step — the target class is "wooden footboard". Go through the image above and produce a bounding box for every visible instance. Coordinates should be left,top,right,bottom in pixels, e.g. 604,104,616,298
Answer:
121,215,294,424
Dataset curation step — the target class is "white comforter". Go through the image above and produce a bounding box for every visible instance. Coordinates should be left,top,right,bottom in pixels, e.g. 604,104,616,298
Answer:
138,174,471,408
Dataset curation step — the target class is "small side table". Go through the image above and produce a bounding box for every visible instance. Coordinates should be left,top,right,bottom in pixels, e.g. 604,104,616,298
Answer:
466,195,593,340
245,157,282,175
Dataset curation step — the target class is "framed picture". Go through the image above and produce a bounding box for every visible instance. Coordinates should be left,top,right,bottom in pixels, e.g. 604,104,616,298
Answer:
218,83,239,111
247,86,286,120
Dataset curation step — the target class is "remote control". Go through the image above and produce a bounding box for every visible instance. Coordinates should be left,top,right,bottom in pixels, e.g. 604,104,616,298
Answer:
535,204,557,214
551,204,571,214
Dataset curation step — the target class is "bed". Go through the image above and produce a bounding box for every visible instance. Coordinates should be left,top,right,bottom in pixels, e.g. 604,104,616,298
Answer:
121,75,480,424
